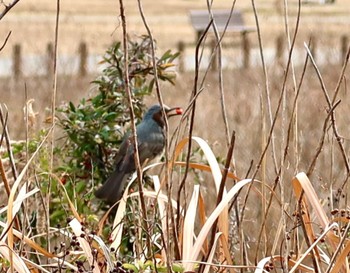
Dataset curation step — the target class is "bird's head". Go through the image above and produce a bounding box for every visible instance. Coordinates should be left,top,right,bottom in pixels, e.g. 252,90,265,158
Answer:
144,104,183,127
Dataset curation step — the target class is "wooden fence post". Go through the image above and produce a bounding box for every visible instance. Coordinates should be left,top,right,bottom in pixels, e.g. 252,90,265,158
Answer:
13,44,21,79
242,32,250,69
177,41,185,72
78,42,88,77
341,35,348,63
210,39,218,71
46,42,54,77
276,33,284,64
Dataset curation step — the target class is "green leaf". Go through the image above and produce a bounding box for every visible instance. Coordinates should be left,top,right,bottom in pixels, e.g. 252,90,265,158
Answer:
122,263,139,273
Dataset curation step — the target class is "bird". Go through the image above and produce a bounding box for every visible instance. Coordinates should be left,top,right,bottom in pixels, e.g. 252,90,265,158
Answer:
95,104,183,203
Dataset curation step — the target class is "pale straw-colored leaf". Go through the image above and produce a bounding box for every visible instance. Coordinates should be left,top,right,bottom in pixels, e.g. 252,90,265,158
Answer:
330,237,350,273
188,179,252,271
0,188,39,215
69,218,100,273
6,125,53,270
93,234,114,269
172,137,224,192
292,172,349,272
0,241,30,273
292,172,347,271
110,172,136,252
109,162,161,252
0,220,54,258
174,161,239,180
292,172,329,228
20,257,52,273
255,256,274,273
289,222,338,273
198,191,208,254
255,255,315,273
203,232,222,273
172,137,229,238
152,175,168,261
182,184,200,270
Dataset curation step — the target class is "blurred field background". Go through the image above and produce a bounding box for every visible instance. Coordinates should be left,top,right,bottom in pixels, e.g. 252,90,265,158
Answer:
1,0,350,270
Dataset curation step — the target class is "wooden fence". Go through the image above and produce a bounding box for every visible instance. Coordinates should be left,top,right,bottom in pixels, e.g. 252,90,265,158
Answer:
177,33,349,71
7,34,350,78
11,41,89,79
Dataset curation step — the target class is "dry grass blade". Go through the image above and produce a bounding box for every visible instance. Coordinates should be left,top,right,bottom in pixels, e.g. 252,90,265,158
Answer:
0,188,39,216
255,256,275,273
92,235,114,270
329,236,350,273
202,232,224,273
182,184,200,271
5,126,53,271
109,164,181,253
19,257,52,273
173,137,229,237
289,223,338,273
188,179,252,271
174,162,239,180
110,172,136,252
0,241,30,273
49,173,82,222
0,221,54,258
69,218,101,273
292,173,340,246
291,172,346,271
152,175,168,261
172,137,222,181
255,256,315,273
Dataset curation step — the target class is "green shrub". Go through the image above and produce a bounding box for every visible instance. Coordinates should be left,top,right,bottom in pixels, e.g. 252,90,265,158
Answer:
54,36,179,222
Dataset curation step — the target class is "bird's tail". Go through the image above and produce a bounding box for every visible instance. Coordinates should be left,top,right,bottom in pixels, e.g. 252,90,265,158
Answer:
95,169,128,204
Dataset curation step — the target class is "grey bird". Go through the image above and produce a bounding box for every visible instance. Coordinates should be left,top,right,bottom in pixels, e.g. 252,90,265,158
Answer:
95,104,183,203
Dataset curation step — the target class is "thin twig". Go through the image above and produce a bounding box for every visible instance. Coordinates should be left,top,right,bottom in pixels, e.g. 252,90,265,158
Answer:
0,31,11,52
255,42,309,266
251,0,278,175
176,20,212,228
0,105,18,181
46,0,60,255
304,43,350,175
240,0,302,263
119,0,151,258
206,1,237,148
137,0,170,265
307,100,342,176
206,130,235,259
0,0,20,21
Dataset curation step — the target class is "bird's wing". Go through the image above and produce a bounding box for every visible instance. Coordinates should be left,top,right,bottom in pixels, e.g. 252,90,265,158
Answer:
114,132,131,166
137,132,165,163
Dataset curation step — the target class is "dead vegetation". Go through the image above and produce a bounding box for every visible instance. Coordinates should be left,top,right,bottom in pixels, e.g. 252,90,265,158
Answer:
1,0,350,272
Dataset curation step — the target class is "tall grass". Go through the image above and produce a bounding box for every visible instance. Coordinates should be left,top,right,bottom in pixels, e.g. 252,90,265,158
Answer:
1,0,350,272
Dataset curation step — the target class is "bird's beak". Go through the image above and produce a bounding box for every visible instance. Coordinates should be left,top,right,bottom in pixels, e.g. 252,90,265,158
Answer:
165,107,183,118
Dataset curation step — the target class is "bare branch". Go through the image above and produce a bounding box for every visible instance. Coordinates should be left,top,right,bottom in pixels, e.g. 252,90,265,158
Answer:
119,0,151,258
0,0,20,21
0,31,11,52
304,43,350,175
